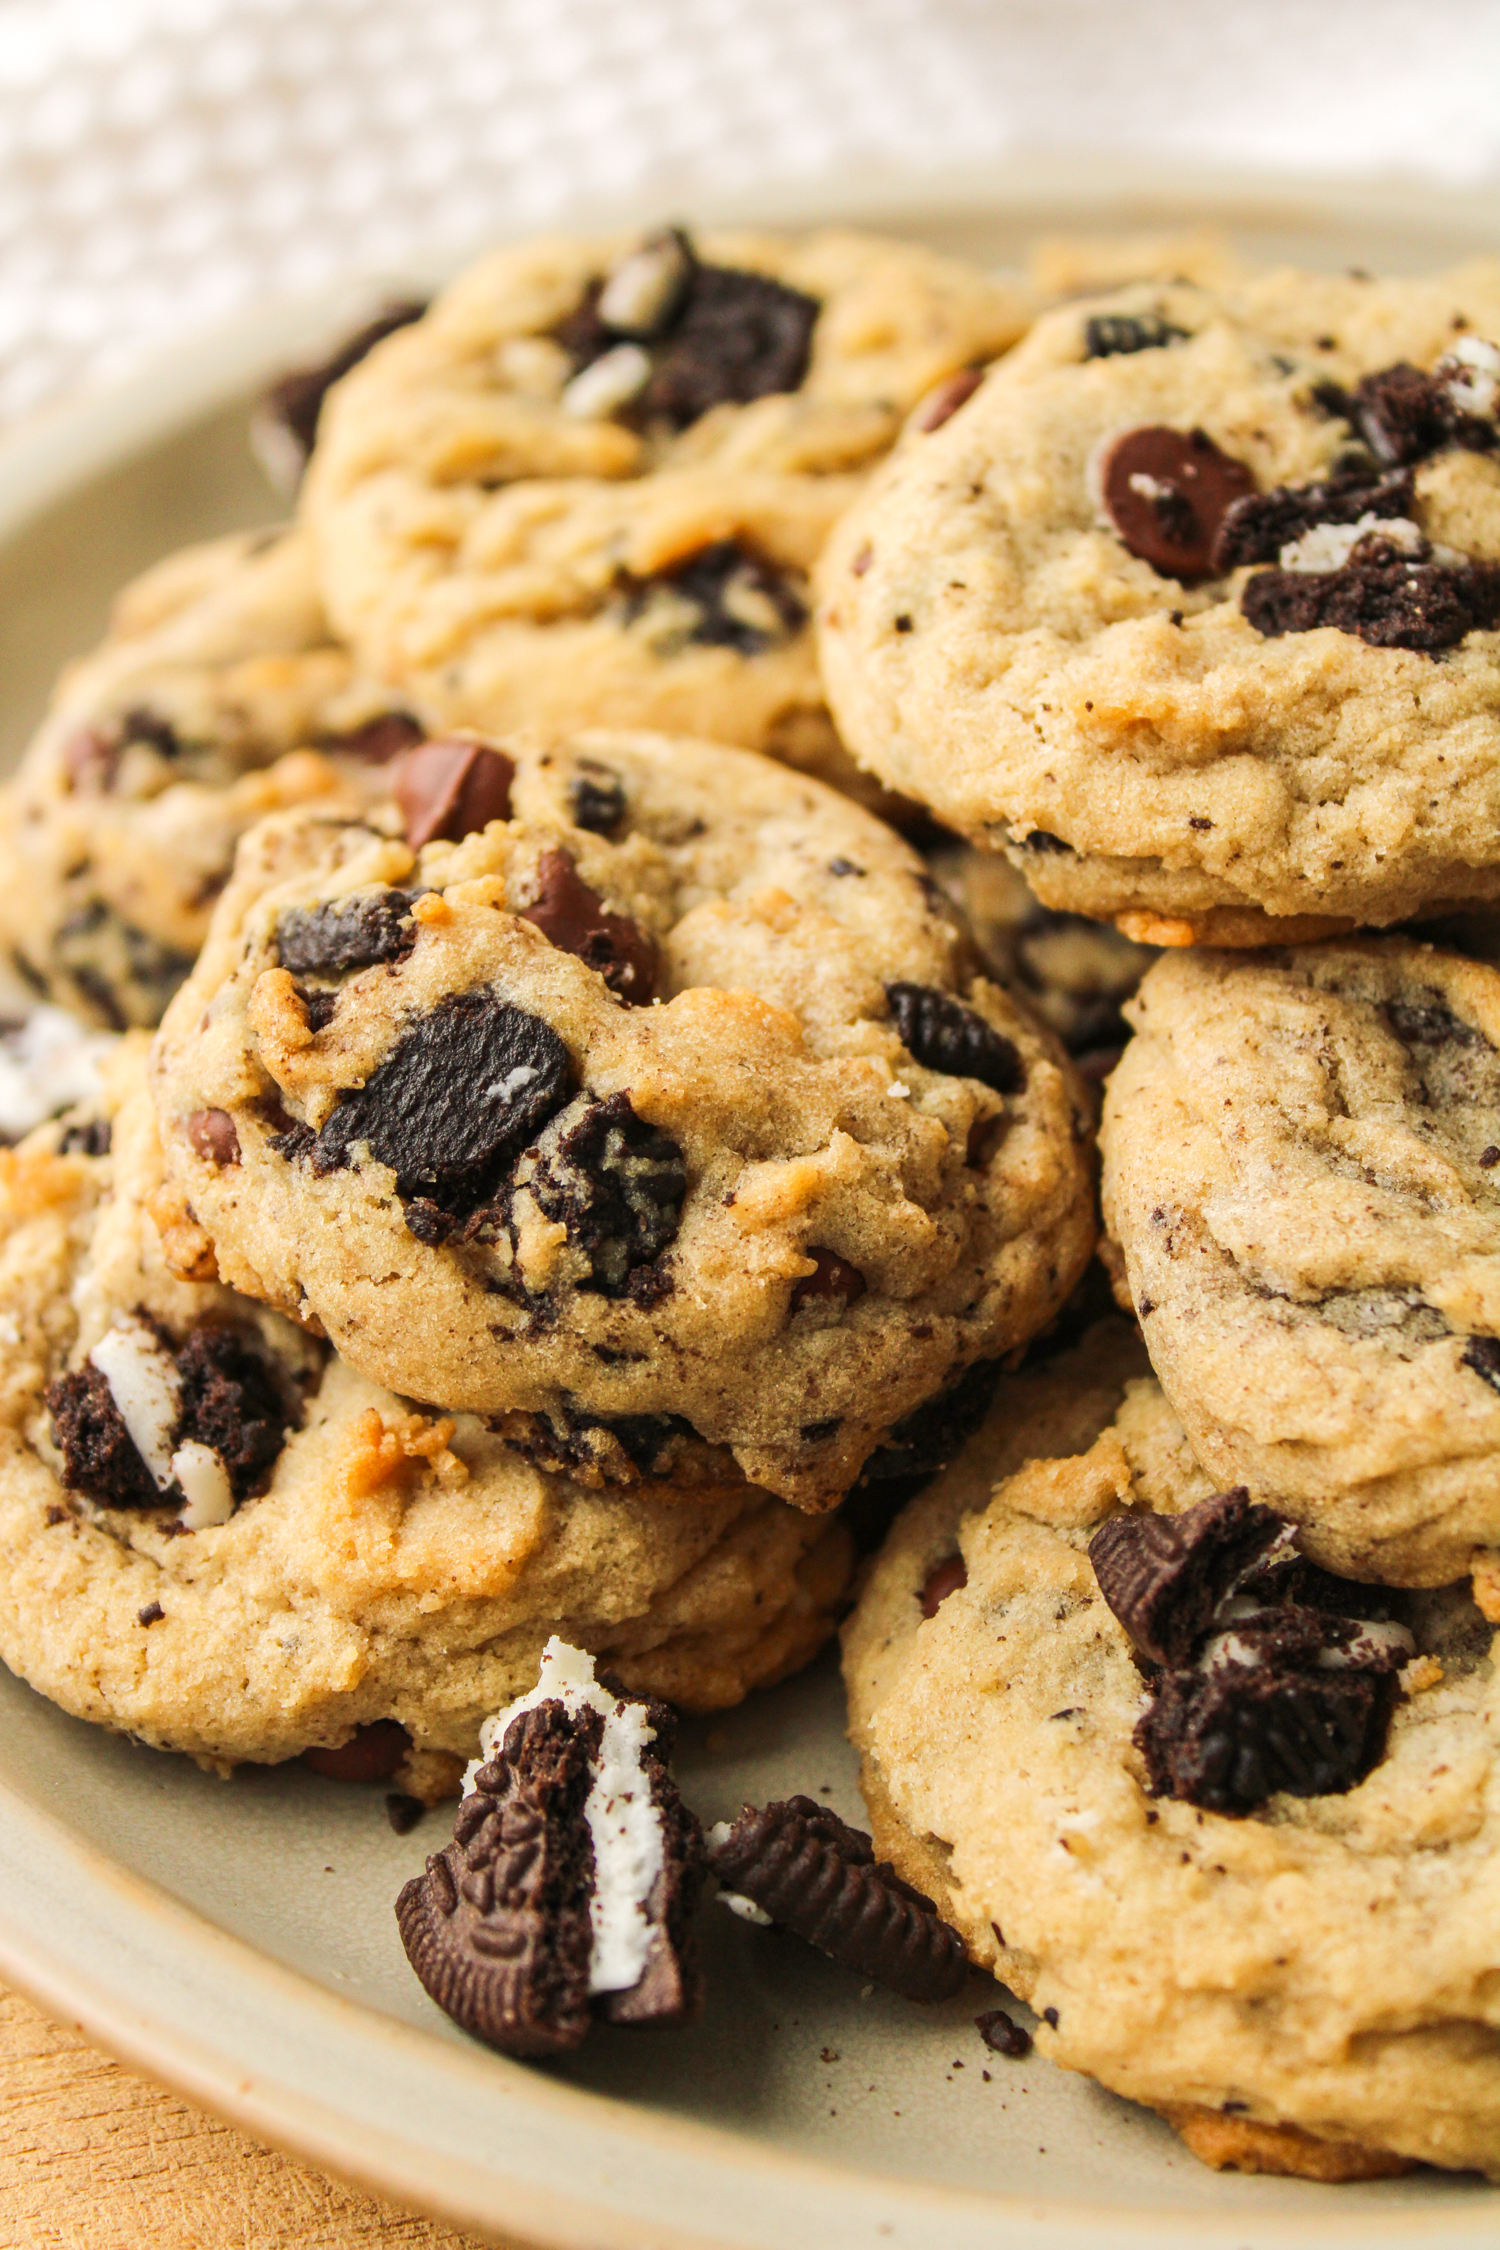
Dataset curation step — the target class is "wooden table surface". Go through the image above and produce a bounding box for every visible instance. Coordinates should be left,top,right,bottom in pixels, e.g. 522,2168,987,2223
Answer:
0,1983,507,2250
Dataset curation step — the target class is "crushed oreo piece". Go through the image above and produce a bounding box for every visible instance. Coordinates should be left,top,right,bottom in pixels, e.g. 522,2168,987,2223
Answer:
524,1091,686,1297
790,1248,866,1313
274,889,421,977
710,1796,967,2003
638,264,818,428
255,299,427,486
1098,425,1256,581
1384,992,1484,1048
886,982,1024,1095
46,1362,161,1509
1242,539,1500,653
520,849,658,1005
1135,1651,1400,1818
919,1552,967,1617
619,539,805,655
568,766,628,836
311,991,573,1222
1212,464,1414,572
1339,361,1498,467
185,1108,241,1167
173,1325,289,1500
305,1720,412,1784
390,739,515,849
1088,1488,1285,1668
859,1359,1002,1484
500,1404,700,1485
1083,312,1188,360
976,2007,1032,2057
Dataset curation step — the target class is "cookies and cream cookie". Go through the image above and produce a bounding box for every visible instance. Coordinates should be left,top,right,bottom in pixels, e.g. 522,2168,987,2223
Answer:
0,1037,849,1783
0,526,427,1027
149,728,1095,1509
300,227,1034,791
1102,940,1500,1586
818,264,1500,937
844,1319,1500,2179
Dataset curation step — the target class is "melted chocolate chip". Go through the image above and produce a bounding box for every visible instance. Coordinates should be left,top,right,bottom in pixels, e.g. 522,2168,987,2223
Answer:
1134,1657,1398,1818
975,2007,1032,2058
311,990,573,1215
1241,542,1500,653
525,1091,686,1297
520,849,657,1005
886,982,1024,1095
390,739,515,849
1088,1488,1285,1668
259,299,427,474
919,1552,967,1617
46,1363,161,1508
619,539,805,654
1098,426,1256,581
1212,465,1415,572
185,1108,240,1167
637,263,819,429
274,889,420,977
710,1796,967,2003
317,712,426,765
790,1247,866,1313
1083,312,1188,360
568,766,628,836
858,1359,1002,1484
304,1719,412,1784
912,366,983,431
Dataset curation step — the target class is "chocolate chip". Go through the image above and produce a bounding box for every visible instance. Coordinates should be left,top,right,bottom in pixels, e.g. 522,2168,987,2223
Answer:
57,1118,111,1157
919,1553,967,1617
1462,1335,1500,1393
520,848,657,1005
119,707,183,760
391,739,515,849
174,1325,292,1500
1088,1488,1286,1668
312,990,573,1215
525,1091,686,1297
186,1111,241,1170
1083,312,1188,360
274,889,420,977
1098,426,1256,581
1241,542,1500,653
975,2007,1032,2057
619,539,805,654
1212,464,1415,572
386,1792,426,1835
710,1796,967,2004
913,366,983,431
1018,830,1072,855
317,712,426,765
791,1248,866,1313
568,766,628,836
1482,1146,1500,1167
886,982,1024,1095
258,299,427,475
1134,1657,1398,1817
137,1600,164,1627
304,1720,412,1784
637,263,819,429
858,1359,1002,1484
47,1363,161,1509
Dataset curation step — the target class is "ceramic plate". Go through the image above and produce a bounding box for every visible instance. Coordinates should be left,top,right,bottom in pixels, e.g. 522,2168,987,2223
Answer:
0,159,1497,2250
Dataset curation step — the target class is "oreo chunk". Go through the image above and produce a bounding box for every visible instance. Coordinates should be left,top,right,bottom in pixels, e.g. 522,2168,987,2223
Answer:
255,299,427,487
886,982,1024,1095
397,1700,601,2057
1242,540,1500,653
859,1359,1002,1484
274,889,420,978
311,991,573,1217
173,1326,290,1500
619,540,806,654
1083,312,1188,360
710,1796,967,2003
51,904,195,1032
568,766,628,837
1134,1652,1399,1817
46,1362,161,1509
1088,1487,1285,1668
526,1092,686,1299
520,849,658,1006
638,264,818,429
1212,465,1415,572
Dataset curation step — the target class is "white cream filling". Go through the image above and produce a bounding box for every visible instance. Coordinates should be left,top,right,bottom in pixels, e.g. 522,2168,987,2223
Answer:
468,1637,665,1997
1440,335,1500,419
705,1820,774,1925
561,343,651,420
171,1439,234,1529
86,1319,234,1528
1278,514,1422,573
0,1006,113,1141
597,236,689,334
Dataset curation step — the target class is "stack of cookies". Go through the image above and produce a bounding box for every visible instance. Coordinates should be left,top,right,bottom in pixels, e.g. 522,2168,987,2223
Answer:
1,219,1499,2180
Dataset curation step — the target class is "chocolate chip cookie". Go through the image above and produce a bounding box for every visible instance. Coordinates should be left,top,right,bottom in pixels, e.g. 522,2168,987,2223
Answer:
150,728,1095,1508
0,525,427,1027
0,1038,850,1780
300,227,1034,796
1102,939,1500,1585
818,264,1500,936
844,1318,1500,2179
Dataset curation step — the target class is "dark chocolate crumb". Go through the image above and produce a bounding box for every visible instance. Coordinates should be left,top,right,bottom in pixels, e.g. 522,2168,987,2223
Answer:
568,766,628,836
791,1248,866,1313
58,1117,111,1158
137,1600,164,1627
47,1362,161,1509
1462,1334,1500,1393
304,1720,412,1784
975,2007,1032,2057
385,1792,426,1836
1083,312,1188,360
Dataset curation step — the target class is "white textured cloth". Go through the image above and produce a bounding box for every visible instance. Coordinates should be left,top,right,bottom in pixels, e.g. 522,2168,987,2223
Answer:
1,0,1499,427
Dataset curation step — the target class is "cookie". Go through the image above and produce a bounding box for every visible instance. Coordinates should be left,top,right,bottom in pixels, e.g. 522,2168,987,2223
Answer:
0,1038,850,1781
818,264,1500,935
1101,939,1500,1586
843,1318,1500,2178
149,727,1095,1509
300,227,1034,795
0,526,427,1027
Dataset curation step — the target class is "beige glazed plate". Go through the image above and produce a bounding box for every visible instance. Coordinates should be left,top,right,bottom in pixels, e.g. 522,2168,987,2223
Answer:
0,159,1498,2250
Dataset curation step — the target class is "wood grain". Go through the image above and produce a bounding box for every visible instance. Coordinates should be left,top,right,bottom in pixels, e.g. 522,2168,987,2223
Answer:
0,1983,504,2250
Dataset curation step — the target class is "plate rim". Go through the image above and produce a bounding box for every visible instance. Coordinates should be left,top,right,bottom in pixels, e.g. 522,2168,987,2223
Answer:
3,153,1500,2249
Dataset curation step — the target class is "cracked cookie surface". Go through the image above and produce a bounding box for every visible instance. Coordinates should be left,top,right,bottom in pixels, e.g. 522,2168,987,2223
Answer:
1102,940,1500,1583
844,1319,1500,2178
818,265,1500,934
149,728,1094,1508
0,1038,848,1778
